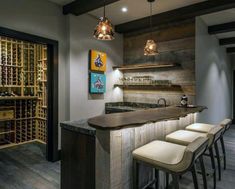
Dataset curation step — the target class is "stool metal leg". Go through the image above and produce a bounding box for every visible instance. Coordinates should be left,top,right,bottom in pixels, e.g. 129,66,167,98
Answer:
209,148,216,189
191,164,199,189
165,172,169,189
154,169,159,189
199,156,207,189
214,142,222,180
172,174,179,189
220,136,226,170
133,159,139,189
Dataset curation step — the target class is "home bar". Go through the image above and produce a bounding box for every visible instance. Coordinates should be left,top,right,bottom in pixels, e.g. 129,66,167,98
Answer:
0,1,235,189
61,106,206,188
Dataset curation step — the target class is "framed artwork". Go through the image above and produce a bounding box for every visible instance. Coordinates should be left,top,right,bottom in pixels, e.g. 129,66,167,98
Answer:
90,50,107,72
89,72,106,94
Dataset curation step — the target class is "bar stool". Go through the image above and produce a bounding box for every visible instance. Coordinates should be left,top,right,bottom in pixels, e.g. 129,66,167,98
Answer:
219,119,232,170
186,123,224,182
166,126,222,189
132,137,208,189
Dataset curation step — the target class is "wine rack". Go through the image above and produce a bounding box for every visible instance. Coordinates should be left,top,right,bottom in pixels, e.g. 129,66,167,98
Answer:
0,36,47,148
36,45,47,142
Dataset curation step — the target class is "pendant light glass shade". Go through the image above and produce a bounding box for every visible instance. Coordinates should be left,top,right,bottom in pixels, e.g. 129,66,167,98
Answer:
144,39,158,55
144,0,158,56
94,17,115,40
94,0,114,40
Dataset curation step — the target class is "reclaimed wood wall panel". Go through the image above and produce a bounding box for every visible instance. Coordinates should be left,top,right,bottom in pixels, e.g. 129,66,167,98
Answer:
123,20,196,105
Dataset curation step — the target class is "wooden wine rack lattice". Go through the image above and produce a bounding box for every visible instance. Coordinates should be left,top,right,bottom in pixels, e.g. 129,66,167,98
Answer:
0,36,47,147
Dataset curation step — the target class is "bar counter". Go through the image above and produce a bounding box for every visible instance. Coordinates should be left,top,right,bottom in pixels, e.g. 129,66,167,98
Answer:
61,106,206,189
88,106,205,129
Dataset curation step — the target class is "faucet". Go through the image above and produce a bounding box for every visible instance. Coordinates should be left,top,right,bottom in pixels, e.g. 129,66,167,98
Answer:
157,98,167,107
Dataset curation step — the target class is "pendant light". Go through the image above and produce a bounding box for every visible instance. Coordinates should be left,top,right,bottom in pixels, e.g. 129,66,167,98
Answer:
94,0,115,40
144,0,158,56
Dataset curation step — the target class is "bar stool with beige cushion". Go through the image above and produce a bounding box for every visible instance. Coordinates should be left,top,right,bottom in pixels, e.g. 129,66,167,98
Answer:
166,126,222,189
186,121,228,181
132,137,208,189
219,119,232,170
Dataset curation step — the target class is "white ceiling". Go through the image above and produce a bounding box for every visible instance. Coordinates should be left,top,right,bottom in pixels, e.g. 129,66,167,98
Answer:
89,0,206,25
49,0,206,25
201,8,235,26
201,8,235,41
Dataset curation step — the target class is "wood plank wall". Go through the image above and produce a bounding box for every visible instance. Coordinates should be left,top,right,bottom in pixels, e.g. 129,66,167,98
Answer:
123,20,196,105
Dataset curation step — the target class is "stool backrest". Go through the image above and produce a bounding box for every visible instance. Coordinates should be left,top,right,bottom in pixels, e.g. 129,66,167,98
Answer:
186,137,209,159
220,119,232,131
207,125,223,145
175,137,208,173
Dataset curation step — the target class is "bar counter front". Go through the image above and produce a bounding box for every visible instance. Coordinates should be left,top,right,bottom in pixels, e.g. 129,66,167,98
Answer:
60,106,206,189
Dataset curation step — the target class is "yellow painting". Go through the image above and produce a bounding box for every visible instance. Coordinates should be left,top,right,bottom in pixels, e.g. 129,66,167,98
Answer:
90,50,107,72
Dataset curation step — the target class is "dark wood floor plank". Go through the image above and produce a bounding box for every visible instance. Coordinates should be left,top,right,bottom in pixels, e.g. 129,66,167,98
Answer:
0,142,60,189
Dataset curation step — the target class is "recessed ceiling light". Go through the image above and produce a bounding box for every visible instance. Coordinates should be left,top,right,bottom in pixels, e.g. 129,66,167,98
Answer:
121,7,128,13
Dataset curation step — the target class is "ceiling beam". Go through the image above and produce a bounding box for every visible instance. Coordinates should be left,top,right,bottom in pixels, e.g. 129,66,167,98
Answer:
227,47,235,53
219,37,235,45
63,0,120,16
115,0,235,34
208,22,235,34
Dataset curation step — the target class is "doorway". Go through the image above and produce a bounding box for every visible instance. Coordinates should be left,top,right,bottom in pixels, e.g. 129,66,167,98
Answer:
0,26,58,162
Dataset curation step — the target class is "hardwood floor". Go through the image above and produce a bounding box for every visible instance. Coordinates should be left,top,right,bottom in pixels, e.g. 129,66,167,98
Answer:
0,142,60,189
0,127,234,189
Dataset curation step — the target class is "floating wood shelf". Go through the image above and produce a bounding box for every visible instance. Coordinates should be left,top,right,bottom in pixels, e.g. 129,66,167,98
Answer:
114,84,182,91
113,63,179,71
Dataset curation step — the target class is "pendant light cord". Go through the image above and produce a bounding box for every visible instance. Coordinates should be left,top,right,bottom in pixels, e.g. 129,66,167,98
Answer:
103,0,106,18
150,1,153,38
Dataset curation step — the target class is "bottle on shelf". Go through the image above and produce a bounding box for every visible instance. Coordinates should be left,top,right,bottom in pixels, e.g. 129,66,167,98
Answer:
180,95,188,107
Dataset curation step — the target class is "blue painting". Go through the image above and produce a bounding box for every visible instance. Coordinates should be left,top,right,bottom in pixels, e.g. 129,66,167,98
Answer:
90,72,106,94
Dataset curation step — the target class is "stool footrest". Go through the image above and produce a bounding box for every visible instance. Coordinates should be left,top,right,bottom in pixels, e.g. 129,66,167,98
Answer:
142,178,157,189
197,168,215,178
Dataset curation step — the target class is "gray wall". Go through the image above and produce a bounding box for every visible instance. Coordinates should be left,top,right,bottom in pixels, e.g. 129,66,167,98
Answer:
0,0,69,148
195,17,232,124
69,14,123,120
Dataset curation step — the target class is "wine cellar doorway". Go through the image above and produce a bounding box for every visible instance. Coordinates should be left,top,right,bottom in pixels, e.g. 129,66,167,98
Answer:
0,27,58,162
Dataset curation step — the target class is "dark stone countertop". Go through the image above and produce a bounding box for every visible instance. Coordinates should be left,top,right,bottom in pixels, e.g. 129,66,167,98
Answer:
106,102,165,109
88,106,207,130
105,102,167,113
60,119,96,136
106,105,144,111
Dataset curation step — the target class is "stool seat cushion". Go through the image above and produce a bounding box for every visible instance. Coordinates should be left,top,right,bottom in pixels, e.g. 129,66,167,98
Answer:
220,119,232,127
166,130,207,146
133,141,186,166
220,119,232,131
186,123,215,133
